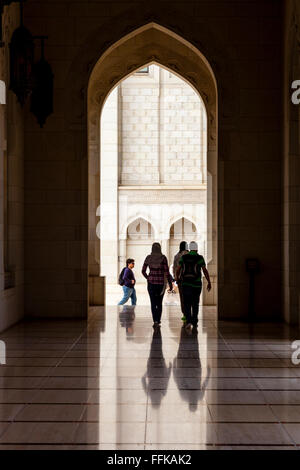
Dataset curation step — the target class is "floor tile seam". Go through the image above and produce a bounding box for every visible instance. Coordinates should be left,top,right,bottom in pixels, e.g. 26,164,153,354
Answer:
274,422,298,448
215,335,262,391
6,420,213,424
54,328,90,359
5,387,100,394
17,386,273,391
0,387,98,391
3,443,288,448
0,374,70,378
1,365,71,370
273,351,295,362
143,390,149,449
1,401,154,405
251,386,300,392
2,370,53,402
99,365,254,368
72,400,94,440
243,371,298,377
203,401,215,424
209,420,287,424
267,403,298,426
0,441,143,445
0,401,93,405
0,422,12,440
39,325,93,389
0,420,109,424
252,388,300,448
0,373,267,378
271,404,300,407
0,365,103,372
6,402,300,410
213,444,297,448
10,328,90,424
2,386,271,391
3,362,65,367
0,436,294,445
205,420,288,424
0,342,44,346
5,356,69,359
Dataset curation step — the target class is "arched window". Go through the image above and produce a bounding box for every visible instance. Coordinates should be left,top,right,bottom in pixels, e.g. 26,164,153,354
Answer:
169,217,204,269
126,218,155,283
127,217,154,241
170,217,197,241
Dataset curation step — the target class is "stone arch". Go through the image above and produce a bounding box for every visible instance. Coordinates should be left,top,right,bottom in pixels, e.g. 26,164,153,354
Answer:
65,1,239,130
164,214,200,241
87,21,219,306
121,215,159,241
168,216,205,273
63,2,241,311
60,0,245,310
124,216,157,285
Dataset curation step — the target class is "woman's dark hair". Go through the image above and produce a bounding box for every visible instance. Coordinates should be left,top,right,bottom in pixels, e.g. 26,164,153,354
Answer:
151,242,162,254
126,258,135,267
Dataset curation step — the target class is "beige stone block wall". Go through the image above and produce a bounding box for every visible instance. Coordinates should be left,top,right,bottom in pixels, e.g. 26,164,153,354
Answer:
161,70,206,184
120,65,206,185
120,66,160,184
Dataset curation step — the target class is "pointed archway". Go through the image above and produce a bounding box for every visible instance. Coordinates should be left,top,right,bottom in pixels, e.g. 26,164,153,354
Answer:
87,23,218,309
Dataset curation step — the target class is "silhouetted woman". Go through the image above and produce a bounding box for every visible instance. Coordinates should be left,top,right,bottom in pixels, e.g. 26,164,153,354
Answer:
142,242,173,328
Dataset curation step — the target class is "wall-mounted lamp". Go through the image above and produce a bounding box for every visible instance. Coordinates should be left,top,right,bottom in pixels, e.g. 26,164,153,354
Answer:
9,1,34,106
30,36,54,127
8,1,54,125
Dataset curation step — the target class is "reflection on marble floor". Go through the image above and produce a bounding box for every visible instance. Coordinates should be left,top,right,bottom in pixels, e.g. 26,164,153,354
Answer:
0,305,299,449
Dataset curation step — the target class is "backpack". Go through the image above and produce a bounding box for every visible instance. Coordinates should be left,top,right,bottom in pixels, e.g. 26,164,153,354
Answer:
118,267,126,286
181,254,202,282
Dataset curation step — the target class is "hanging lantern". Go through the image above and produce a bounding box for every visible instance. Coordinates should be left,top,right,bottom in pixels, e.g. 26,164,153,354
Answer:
9,4,34,106
30,36,53,128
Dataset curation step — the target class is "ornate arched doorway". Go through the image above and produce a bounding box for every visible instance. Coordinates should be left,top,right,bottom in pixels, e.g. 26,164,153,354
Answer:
88,23,218,308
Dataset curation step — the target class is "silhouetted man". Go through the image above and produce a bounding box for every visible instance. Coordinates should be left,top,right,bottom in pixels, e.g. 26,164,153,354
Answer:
173,241,189,323
176,241,211,330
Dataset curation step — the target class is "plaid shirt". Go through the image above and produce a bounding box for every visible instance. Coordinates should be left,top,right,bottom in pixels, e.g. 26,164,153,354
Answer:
142,255,173,288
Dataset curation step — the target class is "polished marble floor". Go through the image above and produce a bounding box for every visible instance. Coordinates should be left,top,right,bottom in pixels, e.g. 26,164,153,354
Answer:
0,305,300,450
